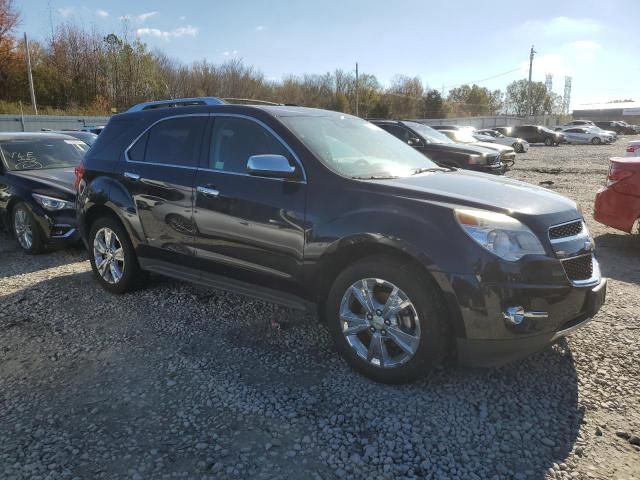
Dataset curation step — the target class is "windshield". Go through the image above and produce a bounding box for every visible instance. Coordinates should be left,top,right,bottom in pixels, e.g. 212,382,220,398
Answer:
0,137,88,171
402,121,454,144
446,130,478,143
280,114,441,178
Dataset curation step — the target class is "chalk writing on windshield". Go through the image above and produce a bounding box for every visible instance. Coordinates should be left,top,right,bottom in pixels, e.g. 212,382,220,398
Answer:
6,151,43,170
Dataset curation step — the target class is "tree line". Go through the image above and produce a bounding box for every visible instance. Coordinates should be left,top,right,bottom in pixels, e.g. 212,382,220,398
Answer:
0,1,562,118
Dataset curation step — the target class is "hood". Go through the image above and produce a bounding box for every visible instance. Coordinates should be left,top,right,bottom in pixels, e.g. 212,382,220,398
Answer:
426,142,498,156
470,141,513,153
9,167,76,198
372,169,579,231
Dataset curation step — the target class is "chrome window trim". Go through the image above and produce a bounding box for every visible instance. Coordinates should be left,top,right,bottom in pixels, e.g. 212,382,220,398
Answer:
205,113,307,182
123,112,307,183
124,113,210,167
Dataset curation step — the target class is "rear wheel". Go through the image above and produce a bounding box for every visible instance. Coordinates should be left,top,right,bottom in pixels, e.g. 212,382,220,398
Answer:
12,202,44,254
544,137,553,146
326,256,449,384
88,216,143,293
591,137,602,145
512,142,523,153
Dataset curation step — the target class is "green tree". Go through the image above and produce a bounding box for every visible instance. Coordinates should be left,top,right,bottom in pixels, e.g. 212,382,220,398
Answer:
505,79,550,116
422,89,447,118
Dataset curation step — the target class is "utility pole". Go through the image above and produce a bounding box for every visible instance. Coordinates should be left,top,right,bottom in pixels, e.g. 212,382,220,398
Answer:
527,45,536,118
24,33,38,115
355,62,359,117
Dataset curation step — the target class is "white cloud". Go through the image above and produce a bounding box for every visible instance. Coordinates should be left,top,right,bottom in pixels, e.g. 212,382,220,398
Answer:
137,11,158,23
256,25,265,31
223,50,239,56
520,16,602,37
95,9,109,17
518,40,602,86
58,7,74,18
136,25,199,39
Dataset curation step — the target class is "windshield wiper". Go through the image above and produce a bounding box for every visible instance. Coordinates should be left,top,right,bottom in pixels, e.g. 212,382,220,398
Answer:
351,175,398,180
411,167,450,175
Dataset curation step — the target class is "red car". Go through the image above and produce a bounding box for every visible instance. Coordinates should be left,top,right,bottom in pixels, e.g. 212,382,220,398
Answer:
594,157,640,233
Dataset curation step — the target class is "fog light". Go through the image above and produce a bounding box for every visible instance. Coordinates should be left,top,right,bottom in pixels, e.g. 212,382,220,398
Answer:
503,306,548,326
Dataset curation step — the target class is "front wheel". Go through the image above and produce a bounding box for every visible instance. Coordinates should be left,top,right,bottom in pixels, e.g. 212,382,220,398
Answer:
12,202,44,254
544,137,553,146
88,216,143,294
512,142,523,153
591,137,602,145
326,257,449,384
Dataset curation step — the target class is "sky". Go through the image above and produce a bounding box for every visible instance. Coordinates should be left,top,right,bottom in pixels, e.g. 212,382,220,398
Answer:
17,0,640,108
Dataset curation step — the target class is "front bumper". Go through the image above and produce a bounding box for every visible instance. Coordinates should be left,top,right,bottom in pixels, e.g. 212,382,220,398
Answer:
456,278,607,366
476,162,509,175
31,206,81,247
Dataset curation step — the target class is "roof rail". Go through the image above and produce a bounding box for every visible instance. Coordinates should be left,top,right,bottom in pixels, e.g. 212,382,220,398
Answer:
127,97,226,112
223,98,283,106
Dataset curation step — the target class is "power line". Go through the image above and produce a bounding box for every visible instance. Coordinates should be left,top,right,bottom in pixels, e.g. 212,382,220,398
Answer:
442,67,522,90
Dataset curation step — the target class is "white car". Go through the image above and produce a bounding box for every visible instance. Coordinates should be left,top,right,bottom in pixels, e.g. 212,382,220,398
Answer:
555,124,617,140
561,127,614,145
477,129,530,153
626,140,640,157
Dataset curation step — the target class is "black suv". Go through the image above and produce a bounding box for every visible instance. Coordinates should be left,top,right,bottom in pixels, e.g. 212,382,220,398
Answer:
495,125,565,146
595,121,636,135
372,120,506,174
77,99,607,383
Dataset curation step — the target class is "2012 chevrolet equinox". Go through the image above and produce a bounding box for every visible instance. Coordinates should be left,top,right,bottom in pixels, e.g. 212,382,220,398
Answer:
76,98,607,384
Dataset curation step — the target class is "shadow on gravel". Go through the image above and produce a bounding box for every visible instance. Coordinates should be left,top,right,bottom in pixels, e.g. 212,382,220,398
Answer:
594,232,640,283
0,231,87,278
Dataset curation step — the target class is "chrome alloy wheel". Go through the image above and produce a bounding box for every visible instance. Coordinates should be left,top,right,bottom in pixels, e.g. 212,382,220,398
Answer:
93,227,125,284
13,208,33,250
339,278,421,368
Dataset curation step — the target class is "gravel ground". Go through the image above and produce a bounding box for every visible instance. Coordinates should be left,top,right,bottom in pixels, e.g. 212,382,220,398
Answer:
1,140,639,480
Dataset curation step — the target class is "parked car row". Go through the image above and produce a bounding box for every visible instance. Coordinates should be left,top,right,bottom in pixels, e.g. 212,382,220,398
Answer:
0,99,609,384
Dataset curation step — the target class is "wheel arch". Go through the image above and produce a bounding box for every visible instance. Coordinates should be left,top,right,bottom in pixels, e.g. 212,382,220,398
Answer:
79,175,143,249
311,236,466,338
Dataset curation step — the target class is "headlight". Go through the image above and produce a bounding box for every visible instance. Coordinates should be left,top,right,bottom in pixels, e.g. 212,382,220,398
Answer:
454,208,545,261
32,193,75,211
467,154,483,165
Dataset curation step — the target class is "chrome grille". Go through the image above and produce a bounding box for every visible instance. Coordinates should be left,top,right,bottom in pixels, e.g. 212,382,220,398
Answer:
561,255,593,281
549,220,583,240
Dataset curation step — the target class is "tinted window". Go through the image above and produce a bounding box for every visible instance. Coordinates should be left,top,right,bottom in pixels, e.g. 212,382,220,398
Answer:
209,117,292,173
128,132,148,161
138,116,206,167
379,124,412,142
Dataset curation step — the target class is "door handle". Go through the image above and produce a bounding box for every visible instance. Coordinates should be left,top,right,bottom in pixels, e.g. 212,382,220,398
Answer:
124,172,141,181
197,186,220,198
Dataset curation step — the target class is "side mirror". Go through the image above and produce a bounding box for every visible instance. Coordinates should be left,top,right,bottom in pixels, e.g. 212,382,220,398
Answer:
246,154,296,178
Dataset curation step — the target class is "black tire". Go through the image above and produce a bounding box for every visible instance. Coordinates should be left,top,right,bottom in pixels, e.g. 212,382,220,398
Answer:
326,256,449,384
12,202,44,254
591,137,601,145
544,137,553,146
513,142,523,153
88,215,144,294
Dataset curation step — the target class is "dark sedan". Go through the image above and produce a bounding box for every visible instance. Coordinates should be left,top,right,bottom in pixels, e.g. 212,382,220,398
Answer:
373,120,506,174
0,133,87,253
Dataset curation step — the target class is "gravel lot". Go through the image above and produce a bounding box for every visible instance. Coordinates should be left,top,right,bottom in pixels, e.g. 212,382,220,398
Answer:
1,140,639,480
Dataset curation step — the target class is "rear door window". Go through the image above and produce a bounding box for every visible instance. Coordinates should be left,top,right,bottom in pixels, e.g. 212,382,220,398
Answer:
129,116,207,167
